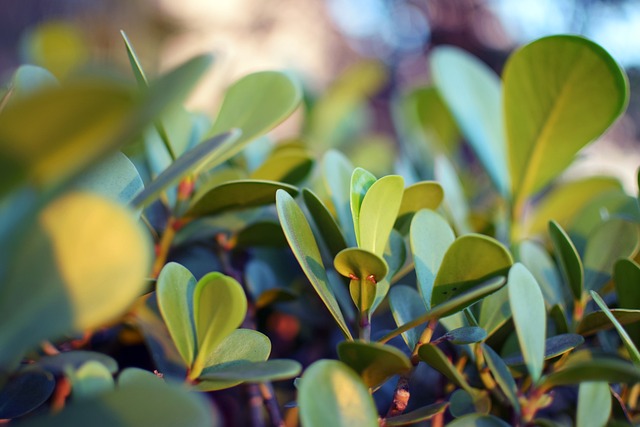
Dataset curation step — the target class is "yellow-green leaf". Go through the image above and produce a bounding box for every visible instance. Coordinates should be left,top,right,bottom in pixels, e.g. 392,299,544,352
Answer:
359,175,405,256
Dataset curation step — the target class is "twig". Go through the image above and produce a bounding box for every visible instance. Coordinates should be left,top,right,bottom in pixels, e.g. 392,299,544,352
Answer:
385,373,411,418
247,383,265,427
260,383,285,427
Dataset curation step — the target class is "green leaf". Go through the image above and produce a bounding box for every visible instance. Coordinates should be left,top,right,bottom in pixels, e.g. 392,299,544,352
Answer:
449,389,491,417
384,402,449,426
334,247,388,313
577,309,640,336
576,382,611,427
323,150,357,247
198,359,301,383
117,368,163,388
388,285,428,350
410,86,460,155
549,220,583,301
185,179,298,218
68,361,115,399
276,190,352,339
395,181,444,232
502,334,584,366
418,344,472,392
197,329,271,391
250,148,314,185
190,273,248,379
446,414,511,427
73,152,144,207
131,130,241,208
337,341,412,389
378,276,507,344
358,175,405,256
583,219,639,291
614,259,640,343
0,369,54,419
20,376,216,427
37,351,118,375
120,30,149,87
0,193,150,370
156,262,197,368
298,360,378,427
477,287,510,338
430,46,509,197
205,71,302,166
508,263,546,383
11,65,58,99
302,188,348,258
518,176,622,239
481,344,520,413
434,156,471,235
443,326,487,345
410,209,455,309
590,291,640,366
433,234,512,307
234,221,287,249
350,168,377,246
541,355,640,388
517,240,565,308
503,35,628,208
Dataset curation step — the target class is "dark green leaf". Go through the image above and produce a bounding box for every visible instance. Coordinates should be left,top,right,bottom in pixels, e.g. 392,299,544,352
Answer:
541,352,640,388
276,190,352,339
590,291,640,366
614,259,640,343
418,344,472,392
198,359,301,383
234,221,287,249
37,351,118,375
0,369,54,419
577,309,640,335
481,344,520,413
503,334,584,366
302,188,348,258
388,285,427,350
549,220,583,301
443,326,487,345
337,341,412,389
298,360,378,427
446,414,511,427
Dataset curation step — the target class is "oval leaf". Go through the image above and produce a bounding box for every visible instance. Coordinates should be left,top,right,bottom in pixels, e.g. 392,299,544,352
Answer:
298,360,378,427
504,35,628,208
410,209,455,309
156,262,197,367
323,150,357,247
388,285,428,350
503,334,585,366
518,240,565,308
359,175,405,256
190,273,248,379
576,382,611,427
37,351,118,375
334,248,388,283
0,369,55,419
198,359,301,383
337,341,412,389
508,263,546,383
444,326,487,345
549,220,583,301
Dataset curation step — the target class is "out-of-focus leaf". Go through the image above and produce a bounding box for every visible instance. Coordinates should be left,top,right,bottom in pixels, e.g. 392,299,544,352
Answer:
411,86,460,155
549,220,583,301
590,291,640,366
323,150,356,247
540,352,640,388
481,344,520,413
205,71,302,166
433,235,512,306
614,259,640,343
434,156,471,234
431,46,509,197
185,179,298,218
478,287,510,338
576,382,611,427
234,221,287,249
250,147,313,185
449,389,491,417
518,176,622,239
37,351,118,375
388,285,427,350
276,190,352,339
446,414,511,427
0,193,150,371
0,369,54,419
197,329,271,391
384,402,449,426
302,188,348,258
583,219,639,291
410,209,455,309
337,341,411,389
298,360,378,427
503,35,628,211
358,175,404,257
132,130,241,208
508,263,546,383
518,240,565,308
68,361,115,399
11,65,58,99
156,262,197,368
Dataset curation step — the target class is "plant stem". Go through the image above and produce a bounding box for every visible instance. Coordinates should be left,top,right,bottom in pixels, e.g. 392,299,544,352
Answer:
385,372,411,418
359,310,371,341
410,319,438,365
260,383,285,427
51,377,71,413
247,383,265,427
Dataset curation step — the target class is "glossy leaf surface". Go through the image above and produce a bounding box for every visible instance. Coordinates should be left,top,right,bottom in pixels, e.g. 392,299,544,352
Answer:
504,35,628,206
431,46,509,197
508,263,546,383
298,360,378,427
156,262,197,367
410,209,455,309
549,220,583,300
276,190,352,339
358,175,404,257
190,273,248,379
337,341,412,389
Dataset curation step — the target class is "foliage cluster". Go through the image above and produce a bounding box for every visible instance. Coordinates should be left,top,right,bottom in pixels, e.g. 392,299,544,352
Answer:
0,29,639,427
